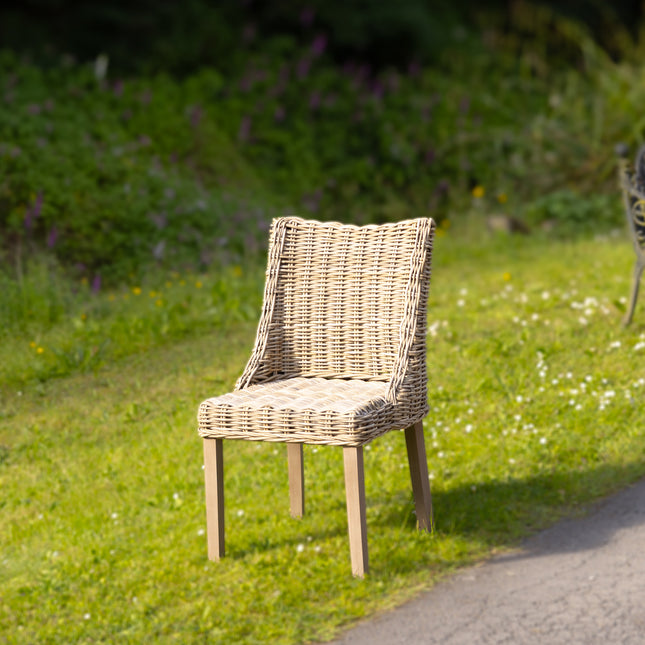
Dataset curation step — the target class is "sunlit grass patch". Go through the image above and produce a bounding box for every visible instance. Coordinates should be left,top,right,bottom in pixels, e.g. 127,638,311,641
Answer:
1,231,645,643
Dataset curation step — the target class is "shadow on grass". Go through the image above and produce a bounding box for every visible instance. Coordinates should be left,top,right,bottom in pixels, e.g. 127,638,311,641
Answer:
224,460,645,569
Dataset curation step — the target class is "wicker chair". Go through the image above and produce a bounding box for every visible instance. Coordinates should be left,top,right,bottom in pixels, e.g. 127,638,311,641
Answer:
198,216,436,576
618,145,645,326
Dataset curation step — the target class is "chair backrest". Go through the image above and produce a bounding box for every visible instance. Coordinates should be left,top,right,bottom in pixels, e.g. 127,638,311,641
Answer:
237,217,435,401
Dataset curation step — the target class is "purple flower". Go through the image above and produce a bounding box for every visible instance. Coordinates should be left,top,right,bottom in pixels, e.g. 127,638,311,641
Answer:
113,80,124,97
297,57,311,80
31,190,43,218
435,179,450,195
311,34,327,57
91,274,102,293
27,104,41,115
308,91,321,110
300,7,315,26
238,116,252,142
371,81,384,100
274,105,286,122
24,191,44,230
425,148,436,165
408,61,421,77
47,226,58,248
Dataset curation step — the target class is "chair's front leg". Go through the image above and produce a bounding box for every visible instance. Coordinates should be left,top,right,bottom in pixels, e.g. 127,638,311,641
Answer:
624,260,644,326
203,438,225,560
405,421,433,532
287,443,305,518
343,446,368,577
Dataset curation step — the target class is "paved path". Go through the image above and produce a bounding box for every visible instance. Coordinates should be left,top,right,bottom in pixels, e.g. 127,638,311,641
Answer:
332,477,645,645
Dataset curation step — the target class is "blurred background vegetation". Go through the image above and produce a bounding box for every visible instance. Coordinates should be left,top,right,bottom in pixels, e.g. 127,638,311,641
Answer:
2,0,645,285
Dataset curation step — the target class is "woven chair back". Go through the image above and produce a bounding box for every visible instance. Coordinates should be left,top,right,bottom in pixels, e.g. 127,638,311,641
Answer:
237,217,435,401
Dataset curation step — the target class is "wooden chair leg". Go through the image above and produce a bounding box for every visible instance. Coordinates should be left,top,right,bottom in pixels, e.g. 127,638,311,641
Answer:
343,446,368,577
405,421,433,532
203,438,225,560
624,261,644,326
287,443,305,518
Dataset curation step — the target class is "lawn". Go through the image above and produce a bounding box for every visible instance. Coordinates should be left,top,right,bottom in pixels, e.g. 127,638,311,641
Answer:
1,227,645,644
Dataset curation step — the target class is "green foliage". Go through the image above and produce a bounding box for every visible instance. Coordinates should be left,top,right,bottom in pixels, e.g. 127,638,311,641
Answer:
1,232,645,643
0,52,273,284
523,190,622,236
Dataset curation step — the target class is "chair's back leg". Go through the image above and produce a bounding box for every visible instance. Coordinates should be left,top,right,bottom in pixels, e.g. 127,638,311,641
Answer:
287,443,305,517
343,446,369,577
203,438,225,560
624,260,644,326
405,421,433,532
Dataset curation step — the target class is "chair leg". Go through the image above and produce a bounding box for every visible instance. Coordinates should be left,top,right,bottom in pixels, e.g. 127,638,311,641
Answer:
343,446,368,577
287,443,305,518
405,421,433,532
624,261,644,326
203,438,225,560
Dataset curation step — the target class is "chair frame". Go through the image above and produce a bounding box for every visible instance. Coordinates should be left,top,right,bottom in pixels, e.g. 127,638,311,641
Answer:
199,217,435,576
618,148,645,326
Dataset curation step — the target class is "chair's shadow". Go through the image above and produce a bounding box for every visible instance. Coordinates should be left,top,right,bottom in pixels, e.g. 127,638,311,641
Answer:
227,460,645,572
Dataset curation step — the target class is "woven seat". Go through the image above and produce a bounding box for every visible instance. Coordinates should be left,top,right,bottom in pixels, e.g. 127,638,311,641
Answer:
198,216,436,576
618,145,645,325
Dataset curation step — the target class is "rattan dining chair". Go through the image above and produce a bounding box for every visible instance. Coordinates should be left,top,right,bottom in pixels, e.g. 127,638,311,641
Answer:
618,144,645,326
198,216,436,576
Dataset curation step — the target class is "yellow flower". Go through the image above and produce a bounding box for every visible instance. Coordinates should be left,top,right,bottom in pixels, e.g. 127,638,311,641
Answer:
108,294,116,302
30,341,37,348
37,347,44,354
232,265,243,278
80,277,89,286
503,272,512,281
132,287,142,295
497,192,508,204
195,280,203,288
149,290,157,298
81,313,87,321
472,185,485,199
165,281,172,288
155,299,163,307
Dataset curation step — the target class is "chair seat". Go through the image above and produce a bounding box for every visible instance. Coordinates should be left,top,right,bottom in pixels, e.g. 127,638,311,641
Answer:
198,377,396,446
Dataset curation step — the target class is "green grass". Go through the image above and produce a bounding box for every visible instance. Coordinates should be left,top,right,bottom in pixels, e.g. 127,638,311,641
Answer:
2,229,645,643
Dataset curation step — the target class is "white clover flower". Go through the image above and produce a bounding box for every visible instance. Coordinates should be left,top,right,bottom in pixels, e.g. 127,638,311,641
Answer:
539,437,547,445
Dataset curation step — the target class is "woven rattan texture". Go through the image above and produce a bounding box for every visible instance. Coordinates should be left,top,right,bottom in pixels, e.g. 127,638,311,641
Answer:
198,217,435,447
